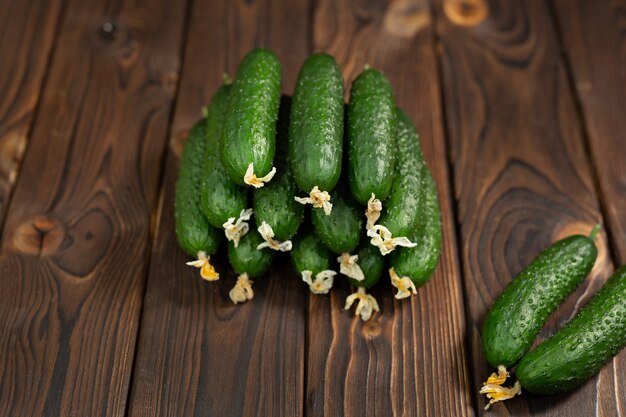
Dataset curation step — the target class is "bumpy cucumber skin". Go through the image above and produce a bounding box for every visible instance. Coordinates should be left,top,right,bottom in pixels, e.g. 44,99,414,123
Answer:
378,110,425,237
348,243,384,289
289,53,344,193
291,230,333,275
253,97,304,241
201,85,248,228
221,48,282,185
482,235,598,368
516,266,626,395
227,231,274,278
389,167,441,287
311,189,363,254
175,120,223,256
347,68,397,205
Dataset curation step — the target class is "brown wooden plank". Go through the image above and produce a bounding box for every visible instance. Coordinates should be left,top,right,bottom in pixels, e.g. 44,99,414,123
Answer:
306,1,474,416
551,1,626,414
0,0,63,225
0,0,188,415
127,0,310,416
434,0,621,415
552,0,626,266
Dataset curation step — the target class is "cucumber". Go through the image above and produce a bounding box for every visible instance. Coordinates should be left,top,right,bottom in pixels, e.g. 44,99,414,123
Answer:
347,68,396,205
516,265,626,395
200,84,248,229
388,167,441,294
311,188,362,255
482,231,599,370
253,97,304,248
175,118,223,280
291,229,336,294
289,53,344,212
375,109,425,237
347,243,384,289
221,48,282,187
227,229,275,304
227,230,274,278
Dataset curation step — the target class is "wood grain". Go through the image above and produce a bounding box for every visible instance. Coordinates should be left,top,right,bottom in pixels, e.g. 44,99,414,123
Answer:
551,1,626,414
434,0,622,415
552,0,626,267
0,0,63,226
307,1,474,416
0,0,188,415
127,0,310,416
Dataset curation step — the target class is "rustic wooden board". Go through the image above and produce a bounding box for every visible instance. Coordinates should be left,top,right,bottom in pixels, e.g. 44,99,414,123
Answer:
306,1,474,416
0,0,63,225
434,0,620,415
0,0,188,415
552,0,626,267
551,1,626,414
127,0,310,416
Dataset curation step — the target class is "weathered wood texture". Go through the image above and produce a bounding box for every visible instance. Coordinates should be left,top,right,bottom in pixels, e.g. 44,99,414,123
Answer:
306,1,474,416
552,1,626,415
435,0,622,415
0,0,188,415
552,0,626,267
0,0,63,225
127,0,310,416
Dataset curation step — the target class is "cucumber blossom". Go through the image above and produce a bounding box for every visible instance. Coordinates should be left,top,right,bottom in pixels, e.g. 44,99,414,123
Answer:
200,84,249,229
347,68,396,205
175,119,223,281
290,53,344,214
253,97,304,250
227,230,275,304
221,48,282,187
388,167,442,295
291,230,336,294
482,231,599,370
516,265,626,395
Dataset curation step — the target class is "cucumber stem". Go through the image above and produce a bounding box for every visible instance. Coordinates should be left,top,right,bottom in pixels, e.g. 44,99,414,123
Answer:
222,73,233,85
589,224,601,240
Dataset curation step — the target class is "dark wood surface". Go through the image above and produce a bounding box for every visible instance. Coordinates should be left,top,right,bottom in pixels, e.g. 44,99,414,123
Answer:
0,0,624,416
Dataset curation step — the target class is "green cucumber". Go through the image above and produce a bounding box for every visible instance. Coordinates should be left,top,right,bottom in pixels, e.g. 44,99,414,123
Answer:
516,265,626,395
389,167,441,288
291,229,334,276
482,231,599,369
289,53,344,195
347,68,397,205
311,187,363,255
227,230,274,278
347,243,384,289
221,48,282,186
253,97,304,242
376,109,425,237
201,84,248,228
175,119,223,258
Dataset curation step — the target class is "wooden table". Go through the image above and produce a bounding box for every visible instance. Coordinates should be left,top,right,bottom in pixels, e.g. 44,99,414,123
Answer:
0,0,624,416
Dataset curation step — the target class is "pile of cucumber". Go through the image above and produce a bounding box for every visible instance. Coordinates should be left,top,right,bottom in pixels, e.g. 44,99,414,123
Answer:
174,48,442,320
480,227,626,409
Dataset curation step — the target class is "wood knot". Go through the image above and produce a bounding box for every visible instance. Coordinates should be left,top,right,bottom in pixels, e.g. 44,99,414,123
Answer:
13,216,66,256
384,0,430,38
170,129,189,158
98,20,119,42
361,320,382,338
443,0,488,27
